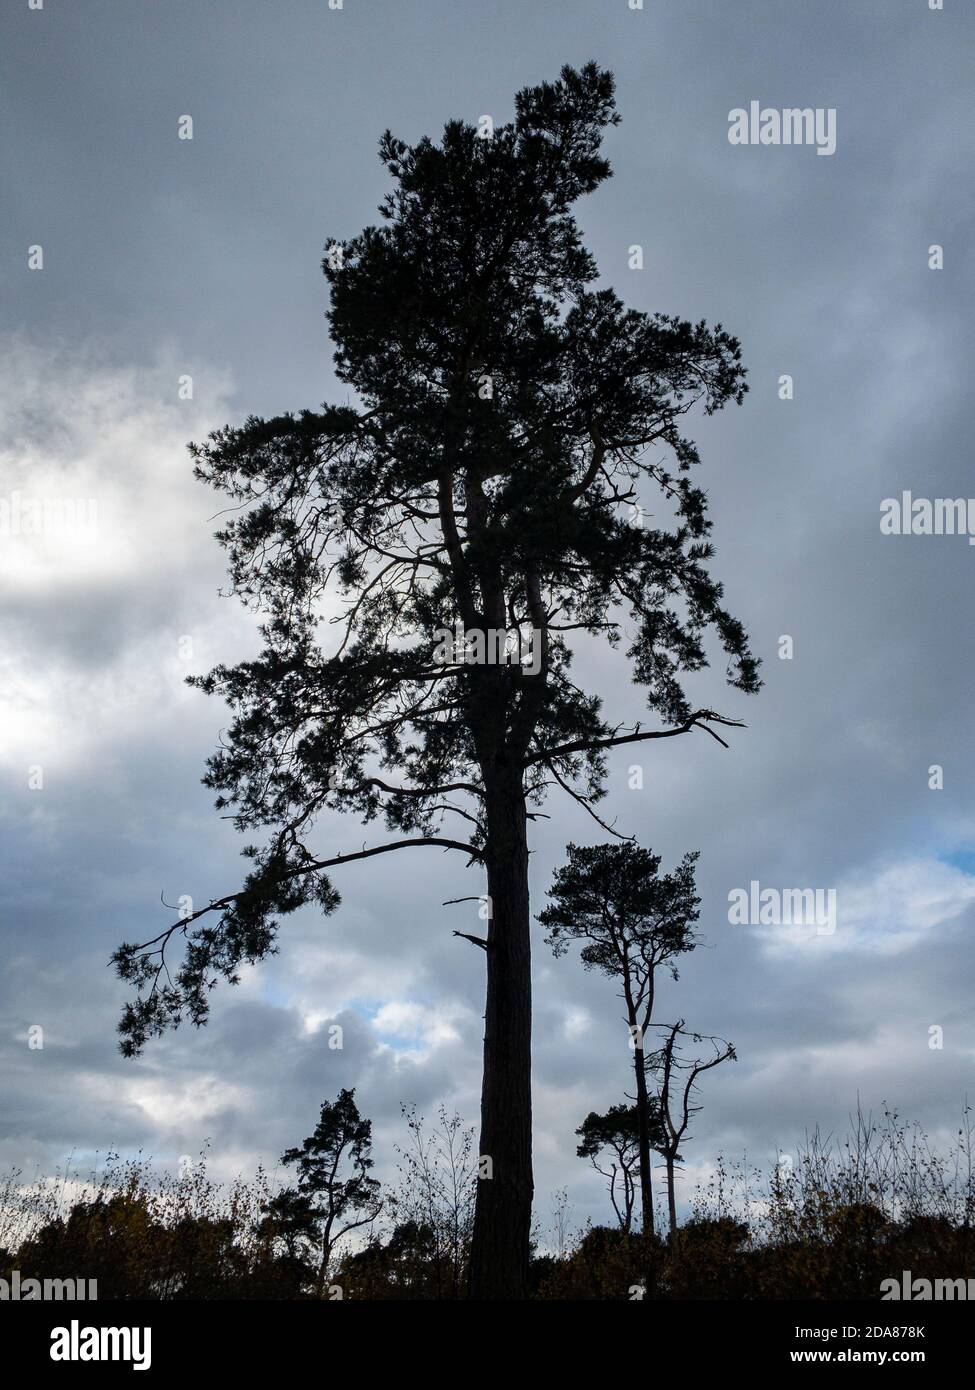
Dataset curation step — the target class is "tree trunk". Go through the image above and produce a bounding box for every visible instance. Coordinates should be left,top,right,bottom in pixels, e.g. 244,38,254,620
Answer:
316,1234,333,1294
468,769,533,1299
632,1039,657,1297
666,1156,678,1240
632,1041,655,1237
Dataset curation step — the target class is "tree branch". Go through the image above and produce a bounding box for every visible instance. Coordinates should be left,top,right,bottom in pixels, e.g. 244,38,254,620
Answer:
524,710,744,766
453,931,489,951
133,837,482,954
543,760,635,841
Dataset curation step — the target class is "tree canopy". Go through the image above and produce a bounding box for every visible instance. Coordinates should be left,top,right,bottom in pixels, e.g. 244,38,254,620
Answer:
112,63,758,1055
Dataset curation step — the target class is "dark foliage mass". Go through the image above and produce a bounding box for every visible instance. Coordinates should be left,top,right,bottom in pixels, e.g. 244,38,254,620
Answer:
110,61,757,1055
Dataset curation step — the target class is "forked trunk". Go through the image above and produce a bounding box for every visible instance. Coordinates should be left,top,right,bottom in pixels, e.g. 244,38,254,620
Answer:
468,770,533,1299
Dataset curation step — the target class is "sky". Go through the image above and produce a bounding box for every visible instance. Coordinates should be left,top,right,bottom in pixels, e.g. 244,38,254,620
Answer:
1,0,974,1241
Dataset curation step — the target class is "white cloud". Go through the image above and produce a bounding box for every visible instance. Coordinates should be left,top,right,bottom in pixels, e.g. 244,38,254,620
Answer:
0,337,257,772
754,857,975,955
0,336,234,593
372,1000,471,1054
563,1008,592,1040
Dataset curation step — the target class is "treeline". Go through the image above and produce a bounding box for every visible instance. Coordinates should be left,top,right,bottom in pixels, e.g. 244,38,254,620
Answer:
3,1102,973,1300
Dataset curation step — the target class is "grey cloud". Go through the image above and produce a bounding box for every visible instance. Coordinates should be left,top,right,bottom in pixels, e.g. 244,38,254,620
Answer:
2,0,973,1227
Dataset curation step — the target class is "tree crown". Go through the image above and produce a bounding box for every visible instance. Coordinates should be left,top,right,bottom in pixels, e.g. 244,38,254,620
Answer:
540,841,701,980
112,62,758,1054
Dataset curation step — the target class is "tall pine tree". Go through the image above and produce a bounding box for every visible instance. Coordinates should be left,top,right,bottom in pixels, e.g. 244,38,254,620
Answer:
112,63,759,1298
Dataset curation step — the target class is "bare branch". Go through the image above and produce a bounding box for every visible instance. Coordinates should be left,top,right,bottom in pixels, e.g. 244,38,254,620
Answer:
525,710,745,767
544,760,635,842
453,931,489,951
134,837,482,956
